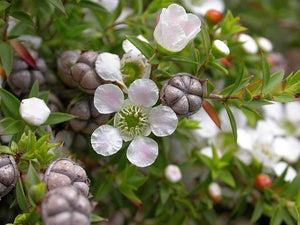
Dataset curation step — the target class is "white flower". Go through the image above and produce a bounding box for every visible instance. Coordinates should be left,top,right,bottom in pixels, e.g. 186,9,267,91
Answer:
165,164,182,182
122,35,149,56
91,79,178,167
212,39,230,58
273,137,300,163
19,97,51,126
219,106,247,132
154,4,201,52
90,0,119,12
238,34,258,54
257,37,273,52
200,146,222,158
273,161,297,182
182,0,225,16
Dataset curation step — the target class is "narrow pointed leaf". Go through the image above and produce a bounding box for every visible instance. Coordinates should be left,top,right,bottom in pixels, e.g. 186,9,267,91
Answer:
261,53,271,93
1,120,25,135
251,198,264,223
43,112,74,125
202,99,221,129
228,62,244,96
0,1,10,11
47,0,66,16
10,11,35,26
78,0,106,12
223,103,237,141
29,81,39,98
16,178,28,212
10,39,36,67
0,88,21,119
207,61,229,75
0,42,13,76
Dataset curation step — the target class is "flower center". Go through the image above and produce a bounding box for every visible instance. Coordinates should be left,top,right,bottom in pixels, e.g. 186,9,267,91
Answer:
115,104,149,140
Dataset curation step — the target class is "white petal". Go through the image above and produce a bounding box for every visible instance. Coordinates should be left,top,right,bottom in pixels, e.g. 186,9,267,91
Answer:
122,35,149,55
257,37,273,52
238,34,258,54
273,161,297,182
126,136,158,167
94,84,124,114
273,137,300,163
19,97,50,126
286,101,300,123
183,0,225,16
237,128,255,150
95,52,124,85
91,125,123,156
149,105,178,137
165,164,182,183
128,78,158,107
262,102,283,122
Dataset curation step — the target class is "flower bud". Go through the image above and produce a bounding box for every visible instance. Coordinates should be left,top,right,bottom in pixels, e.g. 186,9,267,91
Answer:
255,174,272,191
42,186,92,225
160,73,204,117
165,164,182,183
208,182,222,203
44,158,90,197
205,10,223,25
212,40,230,58
19,97,51,126
0,154,19,199
257,37,273,52
238,34,258,54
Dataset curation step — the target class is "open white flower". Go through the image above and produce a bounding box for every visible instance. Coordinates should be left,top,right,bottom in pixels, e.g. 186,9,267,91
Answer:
238,34,258,54
154,4,201,52
19,97,51,126
273,161,297,182
91,79,178,167
182,0,225,16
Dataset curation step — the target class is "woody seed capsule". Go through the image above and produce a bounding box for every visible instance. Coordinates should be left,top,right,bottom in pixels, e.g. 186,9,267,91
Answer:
44,158,90,197
0,154,19,199
42,185,92,225
160,73,204,117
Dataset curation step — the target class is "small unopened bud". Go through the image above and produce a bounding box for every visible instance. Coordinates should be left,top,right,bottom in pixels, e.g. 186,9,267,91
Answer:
212,40,230,58
255,174,272,191
44,158,90,197
42,186,92,225
161,73,204,117
19,97,51,126
165,164,182,183
0,154,19,199
208,182,222,203
205,10,223,25
257,37,273,52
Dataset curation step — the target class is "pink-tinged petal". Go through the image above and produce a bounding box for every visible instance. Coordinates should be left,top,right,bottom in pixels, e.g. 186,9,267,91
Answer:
128,79,158,107
126,136,158,167
154,21,186,52
91,125,123,156
94,84,124,114
181,14,201,38
161,4,187,22
149,105,178,137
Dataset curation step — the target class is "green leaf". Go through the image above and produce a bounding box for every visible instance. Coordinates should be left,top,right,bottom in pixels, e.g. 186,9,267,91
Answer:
270,206,283,225
261,54,271,93
200,25,211,57
43,112,74,125
228,62,245,96
251,198,264,223
285,174,300,199
223,104,237,141
1,120,25,135
78,0,106,12
0,145,14,154
16,178,28,212
160,182,170,204
144,0,172,14
11,11,35,26
29,81,40,98
47,0,66,16
207,61,229,75
28,183,46,203
25,163,40,187
0,88,21,119
264,70,284,93
0,1,10,11
118,184,142,204
0,42,13,76
91,214,108,223
126,35,159,65
163,55,198,65
219,170,235,188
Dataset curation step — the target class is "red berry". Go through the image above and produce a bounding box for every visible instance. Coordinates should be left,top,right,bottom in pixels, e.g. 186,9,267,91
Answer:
255,174,272,190
205,10,223,25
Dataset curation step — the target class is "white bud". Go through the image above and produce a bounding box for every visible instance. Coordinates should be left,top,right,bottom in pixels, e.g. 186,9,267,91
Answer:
212,39,230,58
238,34,258,54
257,37,273,52
165,164,182,183
19,97,51,126
208,182,222,203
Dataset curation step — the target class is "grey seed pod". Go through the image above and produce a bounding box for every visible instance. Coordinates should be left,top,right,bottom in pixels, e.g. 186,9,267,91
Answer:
7,51,53,96
57,50,104,94
160,73,204,117
42,185,92,225
44,158,90,197
0,154,19,199
69,97,112,134
48,93,64,113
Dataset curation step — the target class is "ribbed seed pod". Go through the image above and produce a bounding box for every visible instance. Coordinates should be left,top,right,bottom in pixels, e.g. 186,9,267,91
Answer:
44,158,90,197
69,96,112,134
7,50,55,96
0,154,19,199
57,50,104,94
42,185,92,225
160,73,204,117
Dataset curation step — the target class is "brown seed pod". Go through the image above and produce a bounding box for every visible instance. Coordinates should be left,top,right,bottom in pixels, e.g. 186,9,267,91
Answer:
42,185,92,225
44,158,90,197
160,73,204,117
68,96,112,134
57,50,105,94
0,154,19,199
6,50,54,96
